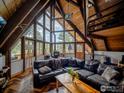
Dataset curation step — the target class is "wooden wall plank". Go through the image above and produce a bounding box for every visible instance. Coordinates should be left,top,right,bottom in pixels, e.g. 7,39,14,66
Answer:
0,0,9,19
0,0,40,49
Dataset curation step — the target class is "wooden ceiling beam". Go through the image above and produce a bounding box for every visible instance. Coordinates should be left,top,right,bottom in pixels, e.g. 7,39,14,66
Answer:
65,0,79,7
104,38,110,51
56,0,65,16
92,0,102,17
91,38,97,50
88,34,106,39
89,33,110,51
66,20,91,46
88,0,94,5
77,0,84,19
0,0,53,53
0,0,40,48
55,4,92,48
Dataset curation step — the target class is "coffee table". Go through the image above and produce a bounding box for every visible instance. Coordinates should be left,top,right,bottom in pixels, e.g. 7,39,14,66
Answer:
55,73,100,93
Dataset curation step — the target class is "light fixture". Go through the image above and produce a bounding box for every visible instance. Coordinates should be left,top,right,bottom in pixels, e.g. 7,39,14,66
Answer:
65,0,73,20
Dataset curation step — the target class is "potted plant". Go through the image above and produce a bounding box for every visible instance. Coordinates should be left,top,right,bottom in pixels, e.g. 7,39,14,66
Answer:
68,67,79,83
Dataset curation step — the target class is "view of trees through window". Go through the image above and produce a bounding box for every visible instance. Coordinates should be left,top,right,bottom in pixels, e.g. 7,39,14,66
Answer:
11,40,21,60
11,6,84,60
25,40,34,58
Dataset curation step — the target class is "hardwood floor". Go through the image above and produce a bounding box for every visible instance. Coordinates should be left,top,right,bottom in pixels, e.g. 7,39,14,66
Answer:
3,69,69,93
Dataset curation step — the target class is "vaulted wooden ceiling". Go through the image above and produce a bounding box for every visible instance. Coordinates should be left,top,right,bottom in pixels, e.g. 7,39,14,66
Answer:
0,0,124,53
0,0,25,20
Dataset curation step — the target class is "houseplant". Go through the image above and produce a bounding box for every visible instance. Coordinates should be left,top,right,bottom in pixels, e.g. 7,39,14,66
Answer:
68,67,79,82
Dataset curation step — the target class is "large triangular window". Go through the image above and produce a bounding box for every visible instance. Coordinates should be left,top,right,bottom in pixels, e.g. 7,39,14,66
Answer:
24,24,34,38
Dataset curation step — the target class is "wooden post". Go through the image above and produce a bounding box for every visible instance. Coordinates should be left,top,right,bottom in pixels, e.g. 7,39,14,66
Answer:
5,49,11,78
50,4,53,53
53,2,56,51
21,36,25,72
84,0,95,60
34,20,37,60
74,31,76,58
63,18,65,55
43,12,45,55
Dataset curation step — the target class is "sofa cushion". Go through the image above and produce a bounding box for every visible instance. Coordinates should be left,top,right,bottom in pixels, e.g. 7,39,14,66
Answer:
97,64,108,75
38,66,52,74
76,59,85,69
54,59,63,69
109,79,120,85
49,59,63,70
34,60,50,69
67,59,78,67
119,78,124,86
53,69,65,75
39,71,55,80
87,74,109,86
101,67,119,82
84,60,99,73
61,58,69,67
77,69,94,78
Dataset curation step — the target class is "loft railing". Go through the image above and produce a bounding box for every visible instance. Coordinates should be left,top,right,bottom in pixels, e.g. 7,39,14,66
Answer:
88,0,124,32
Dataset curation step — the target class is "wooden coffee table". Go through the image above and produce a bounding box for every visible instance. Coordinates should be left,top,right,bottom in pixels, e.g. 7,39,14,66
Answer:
55,73,100,93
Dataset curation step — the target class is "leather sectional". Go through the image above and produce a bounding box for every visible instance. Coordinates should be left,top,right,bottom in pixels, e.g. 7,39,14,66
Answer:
33,58,123,92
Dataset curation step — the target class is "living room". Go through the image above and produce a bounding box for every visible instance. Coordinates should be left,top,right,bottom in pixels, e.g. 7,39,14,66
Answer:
0,0,124,93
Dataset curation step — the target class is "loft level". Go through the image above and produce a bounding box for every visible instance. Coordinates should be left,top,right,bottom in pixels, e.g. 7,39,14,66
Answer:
88,0,124,32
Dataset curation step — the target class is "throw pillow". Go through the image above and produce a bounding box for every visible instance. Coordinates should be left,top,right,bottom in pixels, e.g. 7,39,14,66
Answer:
102,67,119,82
38,66,52,74
97,64,108,75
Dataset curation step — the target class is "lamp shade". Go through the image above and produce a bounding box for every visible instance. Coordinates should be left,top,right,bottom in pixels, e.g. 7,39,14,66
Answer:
68,44,72,50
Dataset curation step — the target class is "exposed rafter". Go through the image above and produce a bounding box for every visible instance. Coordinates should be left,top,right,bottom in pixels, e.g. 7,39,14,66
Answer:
92,0,102,17
89,34,110,51
56,0,65,16
0,0,40,48
55,1,92,48
65,0,79,7
91,38,97,50
104,38,110,51
77,0,84,19
66,20,92,47
88,0,94,5
88,34,106,39
0,0,54,53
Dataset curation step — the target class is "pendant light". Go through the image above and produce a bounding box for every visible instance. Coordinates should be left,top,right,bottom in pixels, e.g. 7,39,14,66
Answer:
65,0,72,20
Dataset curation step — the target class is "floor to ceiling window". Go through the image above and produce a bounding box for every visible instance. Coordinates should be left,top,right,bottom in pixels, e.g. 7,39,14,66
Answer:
9,3,86,77
11,6,85,61
11,40,21,60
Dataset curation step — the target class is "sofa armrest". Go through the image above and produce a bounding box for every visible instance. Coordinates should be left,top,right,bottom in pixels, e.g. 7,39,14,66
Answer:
33,69,39,74
33,69,40,88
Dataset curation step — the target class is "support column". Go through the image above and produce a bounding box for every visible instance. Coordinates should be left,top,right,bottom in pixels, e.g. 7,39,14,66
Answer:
50,4,53,53
21,36,25,72
34,20,37,60
5,49,11,78
43,12,45,55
